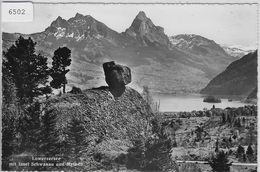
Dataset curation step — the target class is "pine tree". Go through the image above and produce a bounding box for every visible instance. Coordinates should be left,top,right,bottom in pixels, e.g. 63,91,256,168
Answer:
50,47,72,93
246,144,254,162
2,61,21,170
38,108,58,155
17,102,42,152
65,116,90,160
243,154,247,162
2,109,18,170
242,117,246,127
2,64,18,106
3,36,50,104
209,151,231,172
222,113,226,123
237,145,245,161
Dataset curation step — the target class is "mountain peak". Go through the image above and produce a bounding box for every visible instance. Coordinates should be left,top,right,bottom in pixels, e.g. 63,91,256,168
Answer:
125,11,171,49
45,16,68,32
56,16,62,20
136,11,147,20
75,12,85,19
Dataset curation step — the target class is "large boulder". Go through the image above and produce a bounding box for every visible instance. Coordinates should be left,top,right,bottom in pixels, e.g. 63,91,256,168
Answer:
103,61,131,88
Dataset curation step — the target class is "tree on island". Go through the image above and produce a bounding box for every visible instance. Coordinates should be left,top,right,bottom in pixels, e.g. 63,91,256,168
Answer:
50,47,72,93
3,36,50,104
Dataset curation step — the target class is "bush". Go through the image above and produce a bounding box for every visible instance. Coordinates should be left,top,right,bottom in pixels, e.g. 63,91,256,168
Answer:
69,86,83,94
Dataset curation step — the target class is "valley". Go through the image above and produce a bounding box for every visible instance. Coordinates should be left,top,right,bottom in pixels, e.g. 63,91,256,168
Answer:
3,11,255,94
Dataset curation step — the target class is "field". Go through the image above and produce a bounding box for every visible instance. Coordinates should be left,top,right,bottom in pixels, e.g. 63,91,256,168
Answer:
162,108,258,172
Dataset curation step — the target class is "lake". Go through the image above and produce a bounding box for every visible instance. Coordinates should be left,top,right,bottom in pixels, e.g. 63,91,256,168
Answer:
151,94,253,112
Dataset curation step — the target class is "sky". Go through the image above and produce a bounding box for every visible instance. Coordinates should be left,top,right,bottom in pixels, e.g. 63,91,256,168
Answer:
2,2,259,46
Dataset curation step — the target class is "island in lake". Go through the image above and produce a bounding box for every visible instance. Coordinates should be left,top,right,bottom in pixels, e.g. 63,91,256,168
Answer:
203,95,222,103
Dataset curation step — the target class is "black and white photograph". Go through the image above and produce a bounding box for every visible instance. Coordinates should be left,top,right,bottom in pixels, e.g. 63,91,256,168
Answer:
1,1,258,171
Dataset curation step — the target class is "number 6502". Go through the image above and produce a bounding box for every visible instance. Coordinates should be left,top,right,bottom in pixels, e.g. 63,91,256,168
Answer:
9,9,25,15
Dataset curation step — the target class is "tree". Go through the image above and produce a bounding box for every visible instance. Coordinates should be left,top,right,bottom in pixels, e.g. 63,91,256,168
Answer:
243,154,247,162
246,144,254,162
3,36,50,104
242,117,246,127
195,126,203,142
38,108,58,155
65,116,90,160
209,151,231,172
2,108,19,170
142,86,153,107
50,47,72,93
237,145,245,161
234,118,241,127
215,138,219,153
246,125,255,145
2,64,18,106
222,113,226,123
17,102,42,152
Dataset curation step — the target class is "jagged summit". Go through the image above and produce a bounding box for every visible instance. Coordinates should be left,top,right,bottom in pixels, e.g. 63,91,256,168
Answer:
44,11,172,49
44,12,123,42
74,12,84,19
125,11,171,49
49,16,68,28
135,11,148,21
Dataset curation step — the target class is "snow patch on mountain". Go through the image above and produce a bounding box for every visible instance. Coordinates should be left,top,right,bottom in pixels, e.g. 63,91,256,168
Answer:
224,44,257,51
169,34,214,49
220,44,257,58
66,33,74,38
76,34,85,41
54,27,66,39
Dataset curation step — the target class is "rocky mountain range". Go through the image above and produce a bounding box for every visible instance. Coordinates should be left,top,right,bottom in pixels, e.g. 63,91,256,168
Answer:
201,50,257,96
169,34,229,57
2,11,251,94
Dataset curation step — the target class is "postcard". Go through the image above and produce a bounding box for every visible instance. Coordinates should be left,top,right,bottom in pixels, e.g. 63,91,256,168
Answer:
1,1,258,171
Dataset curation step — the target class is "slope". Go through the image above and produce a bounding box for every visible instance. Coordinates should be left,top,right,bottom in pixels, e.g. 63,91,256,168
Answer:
200,51,257,95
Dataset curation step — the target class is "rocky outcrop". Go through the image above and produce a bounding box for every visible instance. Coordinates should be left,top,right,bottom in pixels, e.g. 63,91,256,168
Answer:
48,86,153,147
103,61,131,97
103,61,131,88
200,50,257,95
